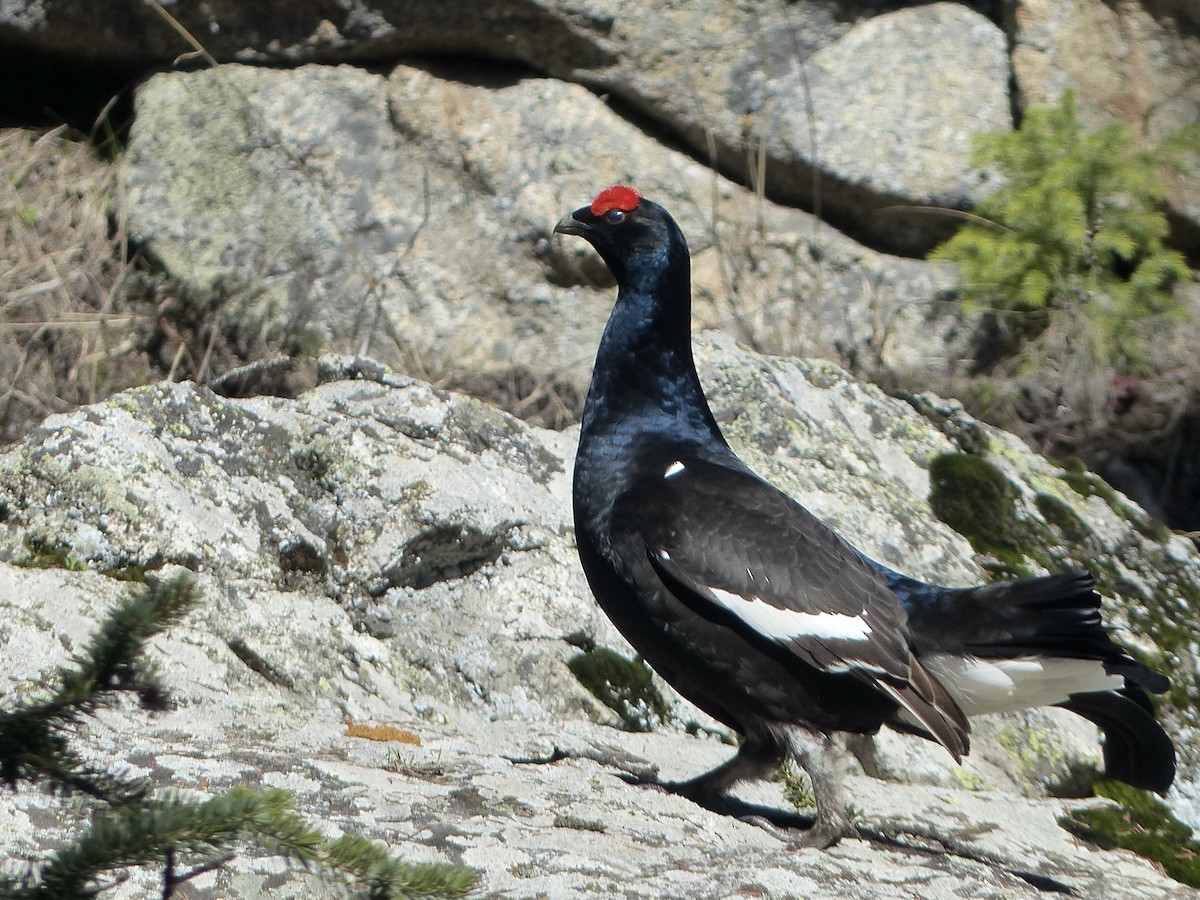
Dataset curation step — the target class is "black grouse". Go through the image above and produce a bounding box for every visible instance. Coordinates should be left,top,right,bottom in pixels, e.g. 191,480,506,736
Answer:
556,185,1176,848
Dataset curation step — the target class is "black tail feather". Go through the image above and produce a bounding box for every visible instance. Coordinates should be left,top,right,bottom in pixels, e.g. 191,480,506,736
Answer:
899,569,1175,792
1059,689,1176,794
961,572,1114,659
1102,659,1169,695
964,573,1171,694
911,572,1168,692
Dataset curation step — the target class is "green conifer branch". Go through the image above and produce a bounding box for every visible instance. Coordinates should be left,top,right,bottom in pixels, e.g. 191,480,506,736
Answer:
324,834,478,899
25,788,321,898
930,90,1193,368
0,574,199,802
0,577,479,898
1,788,478,899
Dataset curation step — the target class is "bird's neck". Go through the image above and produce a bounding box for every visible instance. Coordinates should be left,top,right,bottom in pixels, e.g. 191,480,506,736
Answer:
580,266,724,448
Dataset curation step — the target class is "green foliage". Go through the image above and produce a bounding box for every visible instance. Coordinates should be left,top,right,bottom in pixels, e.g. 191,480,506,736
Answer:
0,575,478,899
1060,780,1200,888
5,788,320,899
772,758,815,811
0,789,477,900
0,574,199,803
324,835,478,899
567,646,670,732
931,91,1194,366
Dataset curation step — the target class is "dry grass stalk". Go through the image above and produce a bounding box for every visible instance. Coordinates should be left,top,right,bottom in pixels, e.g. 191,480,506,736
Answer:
0,127,153,442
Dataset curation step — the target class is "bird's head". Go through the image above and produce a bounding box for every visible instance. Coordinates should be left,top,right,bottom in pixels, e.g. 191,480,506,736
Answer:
554,186,688,287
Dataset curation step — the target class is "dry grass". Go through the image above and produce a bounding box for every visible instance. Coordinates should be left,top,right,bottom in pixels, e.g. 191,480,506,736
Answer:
0,127,154,442
445,366,585,431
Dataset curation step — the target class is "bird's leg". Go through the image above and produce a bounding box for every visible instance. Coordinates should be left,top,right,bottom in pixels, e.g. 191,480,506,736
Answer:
846,732,883,779
782,726,853,849
664,734,785,813
669,727,854,849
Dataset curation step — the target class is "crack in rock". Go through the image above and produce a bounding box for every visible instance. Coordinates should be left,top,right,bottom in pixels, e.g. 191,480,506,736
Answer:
379,522,525,591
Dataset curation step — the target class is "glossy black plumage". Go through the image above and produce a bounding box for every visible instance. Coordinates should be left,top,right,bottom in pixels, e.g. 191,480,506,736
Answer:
557,188,1175,847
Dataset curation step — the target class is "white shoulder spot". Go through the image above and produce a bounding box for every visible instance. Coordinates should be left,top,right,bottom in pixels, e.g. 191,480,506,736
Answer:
710,588,871,641
664,461,686,478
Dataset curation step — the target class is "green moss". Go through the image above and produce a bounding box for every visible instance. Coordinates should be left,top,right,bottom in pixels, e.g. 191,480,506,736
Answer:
1061,781,1200,888
1034,492,1093,545
1059,458,1117,503
1045,760,1103,800
16,530,176,584
927,452,1036,577
20,538,81,571
567,647,669,733
1144,518,1173,543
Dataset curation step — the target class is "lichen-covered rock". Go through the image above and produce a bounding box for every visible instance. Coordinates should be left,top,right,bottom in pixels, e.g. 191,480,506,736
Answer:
123,62,961,405
1,341,1197,893
0,365,613,725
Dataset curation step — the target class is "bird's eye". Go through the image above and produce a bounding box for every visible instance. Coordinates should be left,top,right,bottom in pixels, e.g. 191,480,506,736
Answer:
604,209,627,225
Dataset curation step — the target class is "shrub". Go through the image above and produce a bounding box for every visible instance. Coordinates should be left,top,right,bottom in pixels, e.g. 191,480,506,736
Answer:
930,91,1195,368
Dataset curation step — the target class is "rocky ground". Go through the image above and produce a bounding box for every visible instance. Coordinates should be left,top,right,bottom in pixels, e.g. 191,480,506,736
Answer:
1,339,1198,895
2,1,1199,895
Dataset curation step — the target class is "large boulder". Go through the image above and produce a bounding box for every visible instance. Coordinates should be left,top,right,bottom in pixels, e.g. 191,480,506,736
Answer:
122,62,961,404
1,338,1197,893
7,2,1198,250
8,1,1012,254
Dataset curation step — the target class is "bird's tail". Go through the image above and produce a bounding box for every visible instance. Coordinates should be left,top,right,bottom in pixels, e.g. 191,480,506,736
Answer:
912,571,1166,690
1059,689,1176,793
906,571,1175,792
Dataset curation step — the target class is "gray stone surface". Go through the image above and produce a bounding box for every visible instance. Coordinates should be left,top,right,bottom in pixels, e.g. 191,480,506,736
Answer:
1,339,1198,894
735,3,1011,252
6,1,1010,253
7,1,1198,249
122,62,963,402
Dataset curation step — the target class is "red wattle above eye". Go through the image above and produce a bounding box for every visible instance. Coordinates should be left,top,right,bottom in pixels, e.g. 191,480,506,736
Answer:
591,185,642,217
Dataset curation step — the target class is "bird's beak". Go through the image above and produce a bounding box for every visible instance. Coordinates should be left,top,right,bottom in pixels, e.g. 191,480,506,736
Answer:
554,206,592,237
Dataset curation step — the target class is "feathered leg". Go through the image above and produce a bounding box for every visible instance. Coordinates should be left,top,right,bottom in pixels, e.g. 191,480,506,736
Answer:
783,726,853,848
667,725,853,849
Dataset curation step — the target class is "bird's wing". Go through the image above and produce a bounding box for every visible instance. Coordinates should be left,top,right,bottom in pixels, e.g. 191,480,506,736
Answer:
614,451,968,759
